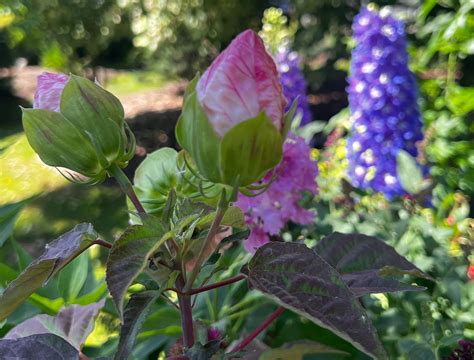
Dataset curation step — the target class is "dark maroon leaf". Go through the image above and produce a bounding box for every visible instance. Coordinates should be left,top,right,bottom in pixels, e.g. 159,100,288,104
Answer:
0,223,98,321
314,232,431,296
247,242,387,360
5,300,105,350
0,333,79,359
106,223,168,319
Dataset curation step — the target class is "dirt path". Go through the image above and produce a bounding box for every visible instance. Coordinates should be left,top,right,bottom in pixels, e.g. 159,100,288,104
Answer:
1,66,186,118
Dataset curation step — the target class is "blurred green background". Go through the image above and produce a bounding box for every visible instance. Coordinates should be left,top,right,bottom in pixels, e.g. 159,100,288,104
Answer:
0,0,473,359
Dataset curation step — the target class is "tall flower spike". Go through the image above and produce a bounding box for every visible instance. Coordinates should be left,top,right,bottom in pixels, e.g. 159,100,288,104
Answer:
346,6,424,199
276,48,312,126
236,134,318,253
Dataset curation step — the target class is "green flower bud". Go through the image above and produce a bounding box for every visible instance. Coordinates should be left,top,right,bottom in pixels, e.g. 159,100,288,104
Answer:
22,74,135,184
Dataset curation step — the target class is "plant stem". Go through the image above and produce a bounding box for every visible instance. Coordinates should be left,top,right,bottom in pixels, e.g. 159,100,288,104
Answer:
176,275,195,349
231,306,285,353
164,275,247,295
94,239,113,249
183,193,228,293
108,163,145,214
189,274,246,295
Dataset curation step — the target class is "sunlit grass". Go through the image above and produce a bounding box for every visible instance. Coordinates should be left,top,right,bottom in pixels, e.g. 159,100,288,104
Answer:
0,134,67,205
105,70,172,96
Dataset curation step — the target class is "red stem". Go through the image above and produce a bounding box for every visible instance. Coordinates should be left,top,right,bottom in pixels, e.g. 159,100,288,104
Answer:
126,187,146,214
94,239,113,249
164,274,247,296
231,306,285,353
189,274,246,295
176,275,195,349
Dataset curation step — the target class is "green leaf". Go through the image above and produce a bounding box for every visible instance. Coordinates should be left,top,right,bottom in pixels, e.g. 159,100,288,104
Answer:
28,294,64,315
283,97,299,138
446,86,474,116
314,232,431,296
259,340,349,360
398,339,436,360
74,282,108,306
217,229,250,251
0,223,98,322
296,121,326,143
246,242,387,360
114,291,160,360
185,340,222,360
220,112,283,186
175,78,222,183
198,206,245,229
0,198,32,247
0,263,18,286
106,223,169,319
0,334,79,359
10,237,33,270
4,300,104,350
58,251,89,303
396,150,424,195
324,108,349,135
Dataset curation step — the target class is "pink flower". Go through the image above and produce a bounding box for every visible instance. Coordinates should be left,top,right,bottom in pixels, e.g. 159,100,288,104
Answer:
33,72,69,112
196,29,287,137
236,134,318,253
468,265,474,281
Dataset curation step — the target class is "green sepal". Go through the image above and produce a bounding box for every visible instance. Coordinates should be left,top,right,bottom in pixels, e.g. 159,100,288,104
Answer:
131,147,221,218
175,77,222,183
60,75,125,166
61,75,124,126
22,108,102,177
220,112,283,186
282,97,299,139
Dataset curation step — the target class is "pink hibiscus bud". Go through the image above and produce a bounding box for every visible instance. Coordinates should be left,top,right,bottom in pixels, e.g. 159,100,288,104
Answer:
33,72,69,112
196,29,287,137
177,30,296,187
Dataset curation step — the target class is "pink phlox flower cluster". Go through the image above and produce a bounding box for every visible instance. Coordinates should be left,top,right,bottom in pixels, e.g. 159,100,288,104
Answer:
236,134,317,253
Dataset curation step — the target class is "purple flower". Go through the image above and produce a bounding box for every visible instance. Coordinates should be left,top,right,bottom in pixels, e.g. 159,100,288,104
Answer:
236,135,317,253
207,327,221,341
276,48,312,126
346,6,424,199
444,339,474,360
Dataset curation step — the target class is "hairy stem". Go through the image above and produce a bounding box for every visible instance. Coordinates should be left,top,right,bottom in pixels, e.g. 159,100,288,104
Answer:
108,163,145,214
231,306,285,353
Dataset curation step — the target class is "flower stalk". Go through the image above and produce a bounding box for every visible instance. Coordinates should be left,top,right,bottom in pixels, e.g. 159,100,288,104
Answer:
107,163,145,214
183,191,229,293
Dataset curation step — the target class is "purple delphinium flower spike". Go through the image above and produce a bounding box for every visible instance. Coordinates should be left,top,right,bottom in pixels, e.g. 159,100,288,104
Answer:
276,48,312,126
346,6,424,199
236,134,318,253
